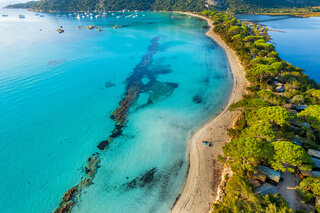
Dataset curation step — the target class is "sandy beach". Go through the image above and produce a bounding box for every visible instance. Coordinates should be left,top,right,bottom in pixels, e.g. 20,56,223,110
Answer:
171,12,248,213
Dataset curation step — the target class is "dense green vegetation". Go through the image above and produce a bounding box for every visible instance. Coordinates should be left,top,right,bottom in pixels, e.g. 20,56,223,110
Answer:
5,0,320,208
6,0,207,12
6,0,320,15
7,0,155,12
298,177,320,202
201,10,320,212
216,0,320,15
212,174,293,212
298,105,320,130
153,0,205,12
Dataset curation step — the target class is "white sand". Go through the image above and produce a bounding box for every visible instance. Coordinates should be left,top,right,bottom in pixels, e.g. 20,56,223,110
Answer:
171,12,248,213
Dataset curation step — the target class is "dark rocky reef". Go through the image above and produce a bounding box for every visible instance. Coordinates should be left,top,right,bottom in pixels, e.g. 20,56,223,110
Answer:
141,80,178,105
125,167,157,189
97,36,178,150
105,81,115,88
53,36,180,212
193,95,202,104
53,153,100,213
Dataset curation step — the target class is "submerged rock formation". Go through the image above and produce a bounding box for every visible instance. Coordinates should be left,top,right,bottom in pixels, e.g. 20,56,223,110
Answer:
54,153,100,213
126,167,157,189
97,37,178,150
53,37,179,212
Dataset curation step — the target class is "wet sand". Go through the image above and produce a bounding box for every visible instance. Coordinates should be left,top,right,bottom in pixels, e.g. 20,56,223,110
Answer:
171,12,248,213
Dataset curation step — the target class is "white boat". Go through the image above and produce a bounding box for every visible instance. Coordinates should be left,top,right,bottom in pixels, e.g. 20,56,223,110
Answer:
116,16,120,18
82,15,85,18
76,14,80,19
18,15,25,19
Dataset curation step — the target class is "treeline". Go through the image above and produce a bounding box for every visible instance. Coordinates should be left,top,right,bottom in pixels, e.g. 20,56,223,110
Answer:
6,0,320,14
201,10,320,212
216,0,320,14
153,0,205,12
6,0,155,12
6,0,206,12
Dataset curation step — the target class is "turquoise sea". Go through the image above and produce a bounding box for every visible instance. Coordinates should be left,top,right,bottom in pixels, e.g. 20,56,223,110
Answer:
0,8,232,213
237,15,320,83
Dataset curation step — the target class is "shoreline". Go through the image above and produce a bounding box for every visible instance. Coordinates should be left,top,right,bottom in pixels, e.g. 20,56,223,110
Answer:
171,12,248,213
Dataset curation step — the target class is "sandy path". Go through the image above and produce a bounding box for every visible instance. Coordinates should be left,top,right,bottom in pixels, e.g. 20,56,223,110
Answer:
276,172,300,211
171,12,248,213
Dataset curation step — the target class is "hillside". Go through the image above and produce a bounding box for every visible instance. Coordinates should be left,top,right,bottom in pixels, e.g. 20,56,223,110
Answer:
214,0,320,13
5,0,207,12
7,0,320,12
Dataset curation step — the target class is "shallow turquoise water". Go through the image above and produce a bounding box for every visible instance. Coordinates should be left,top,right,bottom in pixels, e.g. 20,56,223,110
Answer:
0,9,232,213
237,14,320,83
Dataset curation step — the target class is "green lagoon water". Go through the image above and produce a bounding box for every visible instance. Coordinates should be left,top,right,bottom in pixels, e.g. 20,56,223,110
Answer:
0,8,232,213
237,15,320,83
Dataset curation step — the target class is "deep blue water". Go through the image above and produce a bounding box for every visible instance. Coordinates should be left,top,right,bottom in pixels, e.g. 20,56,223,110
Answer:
0,9,232,213
237,14,320,83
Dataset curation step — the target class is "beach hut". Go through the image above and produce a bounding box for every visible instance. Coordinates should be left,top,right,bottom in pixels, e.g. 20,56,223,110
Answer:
311,171,320,177
255,183,278,195
308,149,320,159
293,138,302,147
273,81,285,93
249,172,266,188
283,103,294,109
290,120,311,129
273,81,283,86
294,105,308,111
313,158,320,168
251,173,267,182
300,122,311,128
297,167,312,179
275,85,285,93
258,165,281,184
288,109,298,114
249,178,262,188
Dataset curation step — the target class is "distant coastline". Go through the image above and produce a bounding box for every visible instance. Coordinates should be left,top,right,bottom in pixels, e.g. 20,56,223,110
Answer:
171,12,248,213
